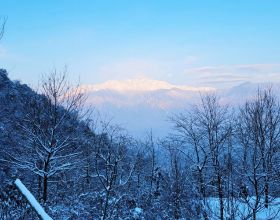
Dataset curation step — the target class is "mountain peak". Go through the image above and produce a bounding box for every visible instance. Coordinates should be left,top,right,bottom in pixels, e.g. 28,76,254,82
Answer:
79,78,216,93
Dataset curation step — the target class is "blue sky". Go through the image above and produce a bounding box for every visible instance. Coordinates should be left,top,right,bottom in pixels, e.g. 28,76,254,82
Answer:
1,0,280,88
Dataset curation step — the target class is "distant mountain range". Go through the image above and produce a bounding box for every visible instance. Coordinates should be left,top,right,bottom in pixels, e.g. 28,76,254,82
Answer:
78,78,214,109
80,78,280,137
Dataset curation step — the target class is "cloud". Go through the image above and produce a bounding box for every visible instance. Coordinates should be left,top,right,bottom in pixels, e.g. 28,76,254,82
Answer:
185,64,280,88
200,74,249,85
235,64,280,73
93,59,280,90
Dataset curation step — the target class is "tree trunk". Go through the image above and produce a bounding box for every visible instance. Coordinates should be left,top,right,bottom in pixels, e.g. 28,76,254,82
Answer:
265,180,269,208
218,175,224,220
38,175,42,199
253,209,257,220
42,175,48,203
198,169,205,198
203,211,209,220
42,154,51,203
102,191,110,220
253,177,259,220
199,169,208,220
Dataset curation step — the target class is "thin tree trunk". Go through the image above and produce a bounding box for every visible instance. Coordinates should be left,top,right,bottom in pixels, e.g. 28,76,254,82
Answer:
199,169,209,220
102,191,110,220
253,209,257,220
38,175,42,199
253,176,259,220
43,175,48,203
265,180,269,208
218,175,224,220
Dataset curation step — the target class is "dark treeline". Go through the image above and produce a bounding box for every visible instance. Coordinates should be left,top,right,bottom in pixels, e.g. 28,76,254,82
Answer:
1,69,280,219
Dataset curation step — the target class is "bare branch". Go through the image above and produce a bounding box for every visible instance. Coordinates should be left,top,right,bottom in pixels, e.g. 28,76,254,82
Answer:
0,17,7,41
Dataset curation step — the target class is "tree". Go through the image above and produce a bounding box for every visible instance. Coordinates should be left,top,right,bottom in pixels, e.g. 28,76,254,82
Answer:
171,93,232,220
2,69,86,203
0,17,6,41
92,122,135,219
236,87,280,220
198,94,233,220
171,109,210,219
144,130,159,200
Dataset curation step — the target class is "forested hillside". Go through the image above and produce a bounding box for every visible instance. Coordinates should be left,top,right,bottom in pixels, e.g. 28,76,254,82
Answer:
1,69,280,219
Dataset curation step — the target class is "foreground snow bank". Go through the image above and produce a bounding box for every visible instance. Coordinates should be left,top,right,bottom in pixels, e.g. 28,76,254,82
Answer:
14,179,52,220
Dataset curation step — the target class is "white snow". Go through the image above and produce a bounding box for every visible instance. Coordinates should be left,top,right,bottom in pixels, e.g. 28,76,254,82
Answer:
132,207,143,218
207,197,280,220
14,178,53,220
134,207,142,213
78,78,215,93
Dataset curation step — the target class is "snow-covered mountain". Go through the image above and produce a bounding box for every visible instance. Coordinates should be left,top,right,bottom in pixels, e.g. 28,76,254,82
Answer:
81,78,215,109
221,82,280,105
79,78,214,93
80,78,280,137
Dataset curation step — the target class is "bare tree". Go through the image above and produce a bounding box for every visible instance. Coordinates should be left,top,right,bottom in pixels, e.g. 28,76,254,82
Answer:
93,121,135,220
144,130,159,199
198,94,233,220
171,93,232,220
0,17,6,41
162,139,185,219
236,87,280,220
2,69,86,203
171,108,210,219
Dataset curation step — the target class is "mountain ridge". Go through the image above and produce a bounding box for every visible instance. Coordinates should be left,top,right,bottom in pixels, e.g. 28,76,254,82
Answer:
78,78,216,93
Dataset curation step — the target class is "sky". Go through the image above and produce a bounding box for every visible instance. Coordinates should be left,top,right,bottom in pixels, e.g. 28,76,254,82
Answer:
1,0,280,89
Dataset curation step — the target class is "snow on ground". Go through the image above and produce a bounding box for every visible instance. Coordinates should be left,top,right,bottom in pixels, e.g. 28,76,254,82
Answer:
14,179,53,220
132,207,143,218
207,197,280,220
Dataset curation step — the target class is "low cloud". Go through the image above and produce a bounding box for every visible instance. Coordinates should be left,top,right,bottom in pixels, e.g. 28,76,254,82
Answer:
185,64,280,88
94,59,280,90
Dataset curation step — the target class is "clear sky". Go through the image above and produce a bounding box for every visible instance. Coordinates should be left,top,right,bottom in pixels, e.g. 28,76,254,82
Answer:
1,0,280,88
